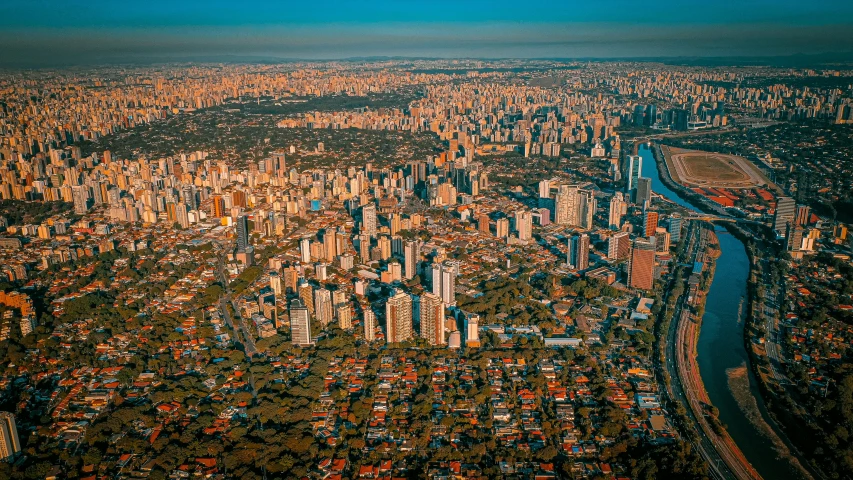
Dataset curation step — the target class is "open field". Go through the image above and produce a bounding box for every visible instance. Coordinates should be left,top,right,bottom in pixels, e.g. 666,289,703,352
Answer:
662,146,767,189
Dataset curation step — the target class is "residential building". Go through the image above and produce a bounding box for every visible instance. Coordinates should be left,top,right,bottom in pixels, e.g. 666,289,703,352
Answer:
419,292,445,346
0,412,20,461
385,290,413,343
628,239,656,290
290,299,312,346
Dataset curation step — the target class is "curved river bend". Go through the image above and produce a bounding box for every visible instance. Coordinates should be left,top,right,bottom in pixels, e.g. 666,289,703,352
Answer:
638,145,801,480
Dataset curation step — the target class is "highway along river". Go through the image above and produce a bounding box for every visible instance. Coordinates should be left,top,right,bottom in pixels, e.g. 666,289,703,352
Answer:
639,144,802,479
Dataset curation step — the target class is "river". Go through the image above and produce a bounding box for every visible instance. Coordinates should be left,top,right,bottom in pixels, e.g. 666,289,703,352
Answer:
639,144,802,480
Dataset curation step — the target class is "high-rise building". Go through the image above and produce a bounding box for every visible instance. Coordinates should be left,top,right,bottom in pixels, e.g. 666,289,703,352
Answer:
358,234,371,261
314,288,333,326
635,177,652,207
464,313,480,347
0,412,21,461
283,267,299,294
554,185,578,225
578,189,596,230
211,195,226,218
626,155,643,192
385,290,413,343
668,213,683,243
236,215,249,253
568,234,590,271
269,271,281,296
419,292,445,346
496,218,509,238
516,211,532,241
786,223,804,252
298,282,314,315
478,214,490,234
363,308,376,342
300,237,311,263
643,210,659,238
432,261,459,306
608,232,631,260
72,185,91,215
289,300,312,346
609,192,625,230
655,228,671,253
538,179,551,199
795,204,811,226
404,240,421,280
362,203,377,238
628,239,656,290
336,305,352,330
19,316,35,337
323,229,337,262
774,196,796,236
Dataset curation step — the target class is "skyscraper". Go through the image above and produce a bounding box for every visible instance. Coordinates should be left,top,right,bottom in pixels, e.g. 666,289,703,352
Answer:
269,271,281,296
608,231,631,260
298,282,314,315
628,239,656,290
404,240,421,280
211,194,226,218
283,266,299,294
385,290,413,343
655,228,671,253
236,215,249,253
626,155,642,192
336,305,352,330
432,261,459,306
538,179,551,199
578,189,596,230
786,223,804,252
609,192,625,230
72,185,91,215
419,292,445,346
568,234,590,271
323,229,337,262
496,218,509,238
516,211,532,241
363,308,376,342
668,213,683,243
464,313,480,347
635,177,652,207
290,299,312,346
478,214,490,234
314,288,333,326
0,412,21,461
643,210,659,238
554,185,578,225
362,203,377,238
300,237,311,263
774,196,796,236
358,234,371,261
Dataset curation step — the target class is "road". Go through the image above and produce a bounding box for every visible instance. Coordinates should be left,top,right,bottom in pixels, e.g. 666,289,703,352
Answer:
667,225,763,480
659,222,766,480
756,258,789,385
216,254,258,356
659,222,737,480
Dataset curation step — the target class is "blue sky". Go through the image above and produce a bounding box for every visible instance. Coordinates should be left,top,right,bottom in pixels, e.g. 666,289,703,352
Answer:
1,1,852,66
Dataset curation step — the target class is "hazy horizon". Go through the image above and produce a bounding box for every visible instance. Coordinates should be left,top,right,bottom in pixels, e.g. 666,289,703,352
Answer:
2,0,853,67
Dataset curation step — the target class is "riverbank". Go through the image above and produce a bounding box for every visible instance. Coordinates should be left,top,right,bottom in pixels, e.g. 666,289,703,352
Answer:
675,227,761,480
640,142,811,479
725,226,818,480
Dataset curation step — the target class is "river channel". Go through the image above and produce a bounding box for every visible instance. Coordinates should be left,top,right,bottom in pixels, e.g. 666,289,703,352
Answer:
638,144,802,479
